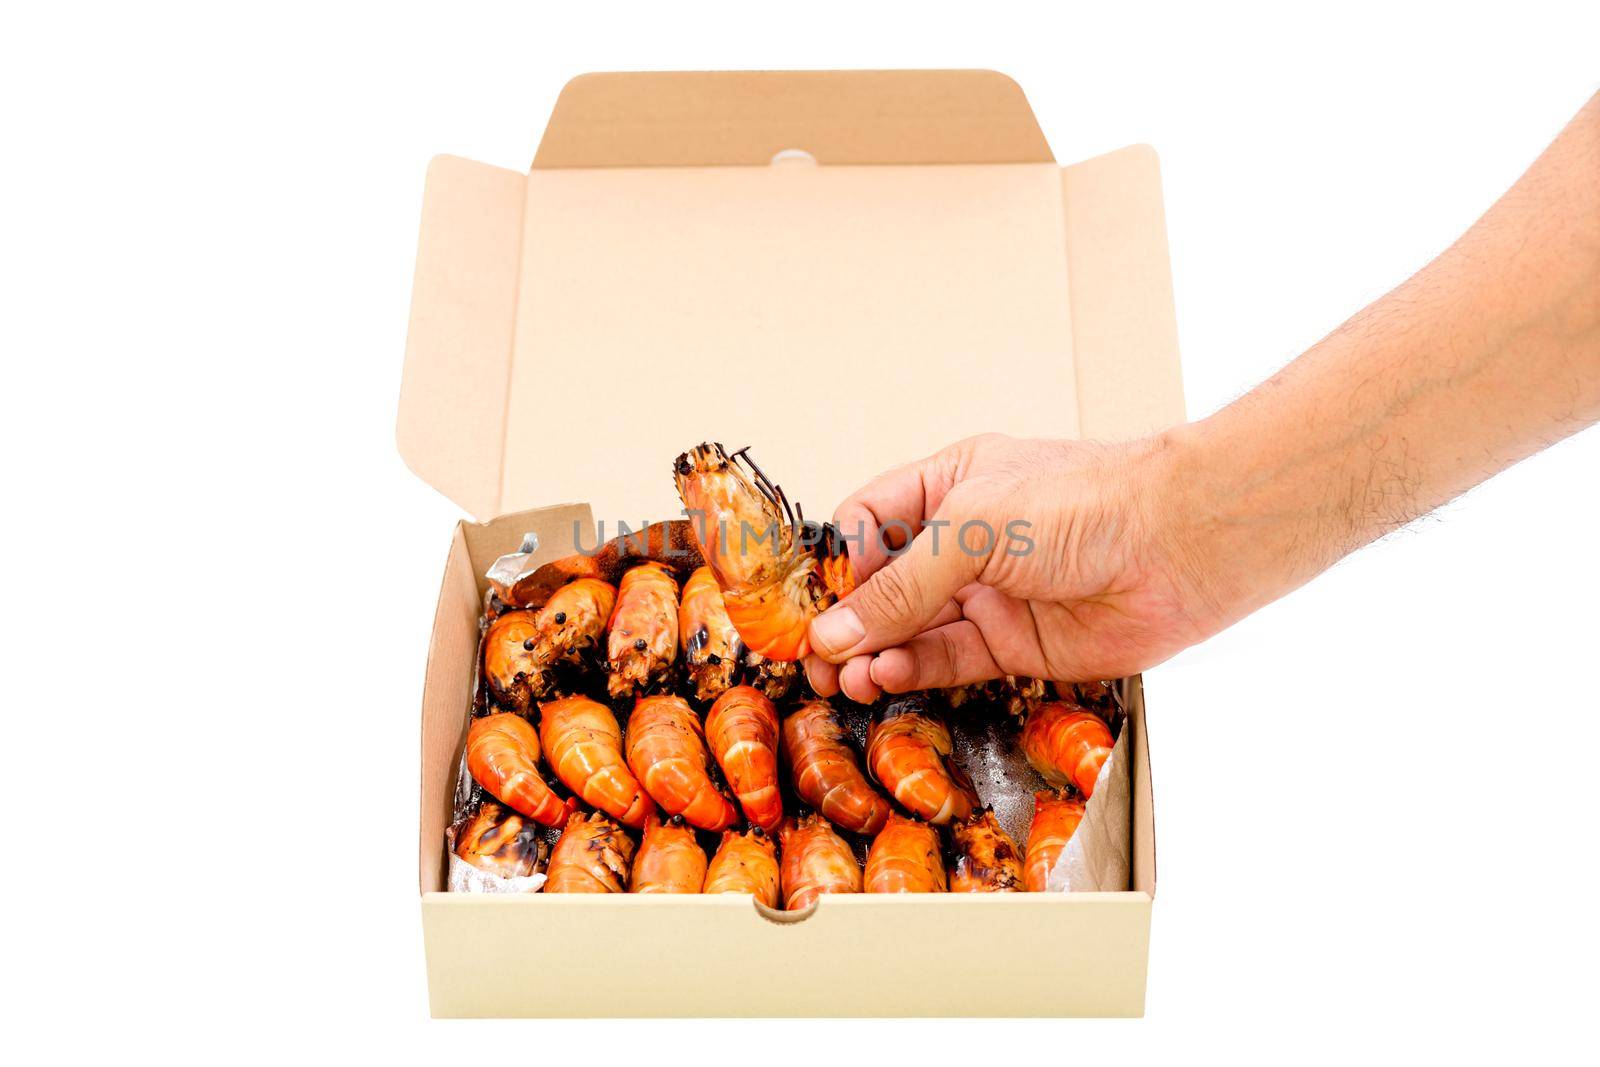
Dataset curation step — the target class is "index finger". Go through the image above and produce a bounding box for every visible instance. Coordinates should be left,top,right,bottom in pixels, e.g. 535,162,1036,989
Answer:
831,451,962,584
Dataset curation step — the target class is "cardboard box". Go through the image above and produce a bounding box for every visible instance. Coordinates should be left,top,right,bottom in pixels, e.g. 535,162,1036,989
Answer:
400,70,1183,1018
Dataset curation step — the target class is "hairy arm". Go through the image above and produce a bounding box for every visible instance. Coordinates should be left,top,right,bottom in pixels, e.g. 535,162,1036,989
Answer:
806,92,1600,701
1164,90,1600,630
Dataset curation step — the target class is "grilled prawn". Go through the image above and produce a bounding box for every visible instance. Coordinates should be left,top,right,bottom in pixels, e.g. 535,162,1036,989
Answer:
453,801,548,880
484,579,617,705
465,712,577,827
481,610,541,709
631,813,707,894
778,814,862,910
1020,702,1114,798
702,826,780,906
865,694,979,825
705,685,783,832
864,813,947,893
1024,787,1086,892
949,807,1024,892
606,562,680,697
678,565,743,702
672,442,835,661
781,699,891,835
545,811,635,893
538,696,654,829
747,653,801,700
999,675,1049,720
625,694,738,831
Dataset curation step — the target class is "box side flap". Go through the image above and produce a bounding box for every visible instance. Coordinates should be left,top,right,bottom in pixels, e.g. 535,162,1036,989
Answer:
397,155,525,519
533,70,1054,168
1061,146,1186,438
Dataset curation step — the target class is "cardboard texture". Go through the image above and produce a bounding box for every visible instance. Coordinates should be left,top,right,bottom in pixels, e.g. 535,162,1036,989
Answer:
401,70,1182,1017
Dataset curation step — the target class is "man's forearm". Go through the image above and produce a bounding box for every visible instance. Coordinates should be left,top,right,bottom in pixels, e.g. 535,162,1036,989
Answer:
1162,92,1600,626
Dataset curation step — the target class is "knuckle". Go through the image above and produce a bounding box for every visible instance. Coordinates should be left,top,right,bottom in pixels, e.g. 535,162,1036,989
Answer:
925,629,962,688
863,563,920,623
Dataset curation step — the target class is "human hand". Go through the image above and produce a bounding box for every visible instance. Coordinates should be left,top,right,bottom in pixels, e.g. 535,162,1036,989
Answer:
803,433,1223,704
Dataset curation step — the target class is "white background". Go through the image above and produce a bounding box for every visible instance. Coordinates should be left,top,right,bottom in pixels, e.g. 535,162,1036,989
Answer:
4,1,1597,1061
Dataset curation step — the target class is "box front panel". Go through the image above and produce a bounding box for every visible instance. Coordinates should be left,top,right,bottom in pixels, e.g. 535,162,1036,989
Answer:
423,892,1149,1017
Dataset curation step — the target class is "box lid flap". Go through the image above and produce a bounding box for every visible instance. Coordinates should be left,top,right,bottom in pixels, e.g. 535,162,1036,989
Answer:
533,70,1054,168
398,72,1183,523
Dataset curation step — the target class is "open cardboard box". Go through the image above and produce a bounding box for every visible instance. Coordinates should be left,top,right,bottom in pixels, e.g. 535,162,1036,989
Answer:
400,70,1183,1017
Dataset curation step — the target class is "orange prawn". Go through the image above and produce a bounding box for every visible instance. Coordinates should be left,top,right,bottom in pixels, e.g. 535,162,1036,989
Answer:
672,442,839,661
865,694,979,825
625,694,738,831
705,685,783,832
545,811,635,893
484,579,617,706
631,813,708,894
465,712,577,827
678,565,744,702
948,807,1024,892
1024,787,1086,892
778,814,862,910
606,562,680,698
453,801,548,880
1020,702,1114,798
702,826,780,906
537,696,654,829
781,699,891,836
864,813,947,893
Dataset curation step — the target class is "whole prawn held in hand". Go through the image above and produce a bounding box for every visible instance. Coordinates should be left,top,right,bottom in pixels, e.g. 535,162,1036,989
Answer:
702,826,780,906
705,685,783,832
538,696,654,829
631,813,707,894
865,694,979,825
949,807,1024,892
1020,702,1114,798
781,699,891,835
779,814,862,910
1024,787,1086,892
672,443,852,661
465,713,577,827
625,694,738,831
606,562,680,698
545,811,635,893
865,813,947,893
678,565,744,702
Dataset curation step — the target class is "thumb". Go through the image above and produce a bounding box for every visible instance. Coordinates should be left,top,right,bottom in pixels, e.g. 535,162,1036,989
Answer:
806,510,985,662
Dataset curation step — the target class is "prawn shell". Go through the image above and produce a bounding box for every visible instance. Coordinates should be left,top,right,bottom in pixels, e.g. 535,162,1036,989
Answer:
1020,702,1114,798
465,712,577,827
482,610,541,709
864,813,947,894
1024,788,1086,892
606,561,681,698
625,695,739,832
781,700,892,836
631,813,708,894
672,442,834,662
538,696,654,829
545,811,636,893
499,520,704,610
702,827,781,906
778,813,862,911
865,695,979,825
705,685,784,832
523,578,616,697
678,565,744,702
453,801,548,880
949,808,1024,892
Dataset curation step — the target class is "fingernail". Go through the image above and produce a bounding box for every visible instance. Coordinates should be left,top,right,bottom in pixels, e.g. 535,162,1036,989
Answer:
810,607,864,655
